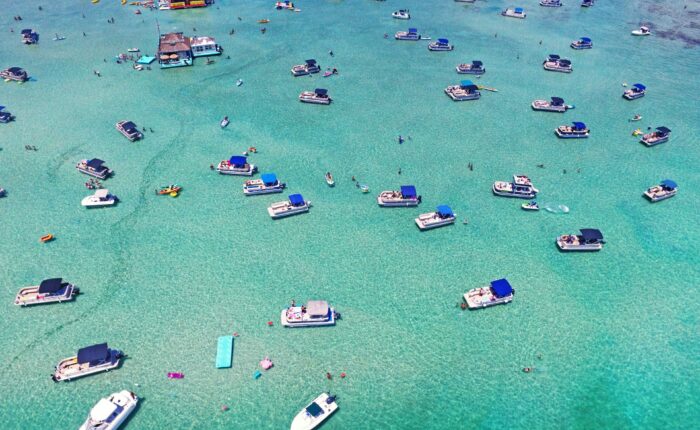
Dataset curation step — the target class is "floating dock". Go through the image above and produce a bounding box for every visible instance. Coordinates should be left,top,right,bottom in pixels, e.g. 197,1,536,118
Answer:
215,335,234,368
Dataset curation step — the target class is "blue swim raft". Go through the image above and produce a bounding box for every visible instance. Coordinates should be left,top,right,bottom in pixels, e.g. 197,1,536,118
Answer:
215,335,234,368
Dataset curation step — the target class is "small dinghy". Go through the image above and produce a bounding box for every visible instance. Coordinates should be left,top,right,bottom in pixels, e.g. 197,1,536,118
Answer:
630,115,642,122
325,172,335,187
359,184,369,193
521,201,539,211
53,34,66,41
128,48,140,52
40,234,55,243
220,116,230,128
631,26,651,36
236,79,243,87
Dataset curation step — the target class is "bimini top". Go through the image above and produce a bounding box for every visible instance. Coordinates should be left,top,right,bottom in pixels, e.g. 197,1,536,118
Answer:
288,193,305,206
460,80,478,90
306,402,324,418
437,38,449,45
38,278,64,294
21,29,33,35
515,7,524,13
632,83,646,91
400,185,417,198
314,88,328,96
579,228,603,241
656,126,671,135
305,59,317,66
261,173,278,186
472,60,483,67
6,67,26,75
490,278,513,298
86,159,106,169
306,300,329,317
551,97,565,106
580,37,592,43
558,59,572,66
77,343,110,365
660,179,678,189
408,28,418,34
436,205,453,217
228,155,247,167
121,121,138,132
547,54,561,61
572,122,587,130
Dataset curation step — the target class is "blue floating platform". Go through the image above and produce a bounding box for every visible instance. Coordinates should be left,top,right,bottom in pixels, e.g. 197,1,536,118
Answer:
215,335,234,369
137,56,156,65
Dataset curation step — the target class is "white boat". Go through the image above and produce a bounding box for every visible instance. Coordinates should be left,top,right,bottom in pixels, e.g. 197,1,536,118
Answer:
52,343,123,382
290,392,338,430
570,37,592,49
291,59,321,77
395,28,422,40
115,120,143,142
236,79,243,87
640,126,671,146
79,390,138,430
428,38,454,51
220,116,230,128
445,80,481,101
501,7,526,19
539,0,562,7
492,175,539,199
415,205,456,230
377,185,421,207
456,60,485,75
463,278,515,309
243,173,286,195
281,300,336,327
623,83,646,100
299,88,331,105
82,189,118,208
543,54,572,73
325,172,335,187
217,155,257,176
14,278,79,307
531,97,570,113
557,228,605,252
392,9,410,20
555,122,589,138
127,48,140,53
268,194,311,219
1,67,29,82
644,179,678,202
631,26,651,36
521,201,540,211
76,159,112,179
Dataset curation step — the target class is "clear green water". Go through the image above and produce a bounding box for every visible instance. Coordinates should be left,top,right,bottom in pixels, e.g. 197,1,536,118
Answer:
1,1,698,429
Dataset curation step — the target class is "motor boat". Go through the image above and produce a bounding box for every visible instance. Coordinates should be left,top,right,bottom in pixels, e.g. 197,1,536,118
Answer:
377,185,421,207
243,173,286,195
290,392,338,430
220,116,230,128
501,7,526,19
291,59,321,76
415,205,456,230
15,278,79,307
299,88,331,105
531,97,571,112
217,155,257,176
52,343,123,382
555,122,589,138
456,60,485,75
623,83,646,100
115,120,143,141
1,67,29,82
644,179,678,202
268,194,311,219
539,0,562,7
570,37,592,49
281,300,336,327
463,278,515,309
76,159,112,179
557,228,605,252
492,175,539,199
392,10,410,20
325,172,335,187
521,201,540,211
395,28,422,40
543,54,572,73
445,80,481,101
640,126,671,146
631,26,651,36
79,390,138,430
82,189,118,207
0,110,16,123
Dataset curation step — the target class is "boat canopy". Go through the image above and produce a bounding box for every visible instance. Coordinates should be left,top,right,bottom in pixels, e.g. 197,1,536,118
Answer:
460,80,478,90
306,402,324,418
77,343,110,365
515,7,524,13
436,205,453,217
38,278,64,294
400,185,417,198
261,173,278,186
21,29,33,35
305,59,317,66
472,60,483,67
548,54,560,61
580,228,603,242
408,28,418,34
7,67,26,75
87,159,105,169
315,88,328,96
288,193,305,206
656,126,671,135
306,300,329,317
660,179,677,189
558,59,571,66
632,83,646,91
437,38,449,44
229,155,247,167
551,97,565,106
490,278,513,298
572,122,586,130
580,37,591,43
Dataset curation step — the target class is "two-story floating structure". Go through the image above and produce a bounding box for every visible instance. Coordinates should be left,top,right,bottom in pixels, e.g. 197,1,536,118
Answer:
190,36,223,57
158,32,193,68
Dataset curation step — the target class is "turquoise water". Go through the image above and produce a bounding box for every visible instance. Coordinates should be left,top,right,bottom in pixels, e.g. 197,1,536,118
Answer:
1,0,699,428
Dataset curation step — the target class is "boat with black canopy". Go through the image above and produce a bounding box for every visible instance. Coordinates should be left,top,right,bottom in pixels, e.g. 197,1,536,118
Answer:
0,106,14,123
445,80,481,101
76,159,113,180
531,96,571,112
290,392,338,430
291,59,321,77
52,343,124,382
641,126,671,146
543,54,572,73
1,67,29,82
15,278,79,306
299,88,331,105
377,185,422,207
556,228,605,252
115,120,143,141
456,60,485,75
463,278,515,309
570,37,592,49
623,83,646,100
243,173,286,195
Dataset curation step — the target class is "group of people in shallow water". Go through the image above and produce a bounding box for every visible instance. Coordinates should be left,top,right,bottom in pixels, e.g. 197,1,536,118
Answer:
24,145,38,151
85,178,103,190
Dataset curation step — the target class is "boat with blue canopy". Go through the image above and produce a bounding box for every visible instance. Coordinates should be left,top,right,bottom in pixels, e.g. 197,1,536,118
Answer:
1,66,29,82
76,158,113,179
555,121,589,138
502,7,526,19
531,96,571,112
644,179,678,202
428,38,454,51
53,343,124,382
641,126,671,146
415,205,456,230
557,228,605,252
456,60,485,75
115,120,143,141
299,88,331,105
217,155,257,176
268,193,311,218
15,278,79,307
623,83,646,100
445,80,481,101
243,173,286,195
377,185,422,207
543,54,572,73
291,59,321,76
571,37,592,49
464,278,515,309
395,28,422,40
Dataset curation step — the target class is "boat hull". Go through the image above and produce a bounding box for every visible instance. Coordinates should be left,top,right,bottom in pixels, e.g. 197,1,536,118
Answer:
623,92,645,100
53,351,122,382
644,190,676,202
79,391,138,430
77,167,110,179
290,393,338,430
555,129,589,138
268,203,310,219
280,309,336,327
15,284,77,306
415,216,456,230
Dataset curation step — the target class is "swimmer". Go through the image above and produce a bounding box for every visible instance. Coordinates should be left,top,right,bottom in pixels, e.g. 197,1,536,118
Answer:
329,50,334,57
326,372,332,380
398,168,402,175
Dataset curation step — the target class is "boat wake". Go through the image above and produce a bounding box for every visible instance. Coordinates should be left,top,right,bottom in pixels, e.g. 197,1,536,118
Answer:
543,203,570,214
